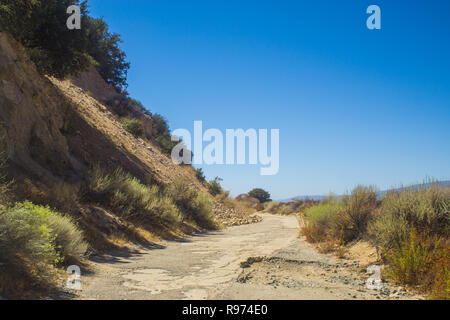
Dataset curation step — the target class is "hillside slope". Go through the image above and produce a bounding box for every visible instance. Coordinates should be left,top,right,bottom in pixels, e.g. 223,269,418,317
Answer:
0,31,206,191
0,32,223,249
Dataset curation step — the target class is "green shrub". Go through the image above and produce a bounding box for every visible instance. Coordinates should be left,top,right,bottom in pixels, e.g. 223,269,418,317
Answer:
384,232,449,298
0,203,60,267
300,203,343,243
168,179,216,229
370,182,449,251
47,213,87,264
385,232,438,285
305,203,343,225
122,118,144,137
208,177,224,196
0,201,87,297
11,201,87,264
369,182,450,298
89,169,217,229
87,165,181,226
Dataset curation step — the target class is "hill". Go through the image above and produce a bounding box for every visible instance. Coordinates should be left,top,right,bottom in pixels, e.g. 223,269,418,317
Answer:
279,180,450,202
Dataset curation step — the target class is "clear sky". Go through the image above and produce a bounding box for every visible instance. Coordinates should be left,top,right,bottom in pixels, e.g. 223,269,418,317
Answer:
88,0,450,200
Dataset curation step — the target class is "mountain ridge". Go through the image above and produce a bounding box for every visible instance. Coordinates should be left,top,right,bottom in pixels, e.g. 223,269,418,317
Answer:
279,180,450,202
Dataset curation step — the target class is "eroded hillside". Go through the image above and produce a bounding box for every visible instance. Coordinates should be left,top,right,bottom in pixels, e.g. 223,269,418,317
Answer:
0,32,232,250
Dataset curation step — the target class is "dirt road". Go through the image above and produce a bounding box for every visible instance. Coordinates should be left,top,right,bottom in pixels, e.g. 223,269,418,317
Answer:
76,214,419,300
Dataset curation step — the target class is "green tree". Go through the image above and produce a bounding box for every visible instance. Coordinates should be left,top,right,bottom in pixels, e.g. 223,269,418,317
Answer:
248,188,271,203
0,1,129,89
0,0,40,39
1,0,94,78
85,17,130,92
152,114,178,155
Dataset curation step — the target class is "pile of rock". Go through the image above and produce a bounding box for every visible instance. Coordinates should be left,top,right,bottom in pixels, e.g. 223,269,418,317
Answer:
213,202,262,227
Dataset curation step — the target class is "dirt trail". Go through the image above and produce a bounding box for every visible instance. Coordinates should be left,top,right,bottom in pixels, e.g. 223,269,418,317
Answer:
76,214,419,300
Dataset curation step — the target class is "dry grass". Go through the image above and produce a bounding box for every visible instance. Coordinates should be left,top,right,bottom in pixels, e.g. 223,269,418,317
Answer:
300,181,450,299
385,232,449,299
168,179,217,229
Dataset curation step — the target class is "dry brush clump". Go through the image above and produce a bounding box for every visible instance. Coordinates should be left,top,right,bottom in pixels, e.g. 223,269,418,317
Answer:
86,165,218,230
167,179,217,230
335,186,378,242
299,181,450,299
86,165,182,227
0,201,87,298
369,182,450,298
299,203,344,243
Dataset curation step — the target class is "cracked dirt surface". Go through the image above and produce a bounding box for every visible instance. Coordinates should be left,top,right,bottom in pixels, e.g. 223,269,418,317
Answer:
75,214,421,300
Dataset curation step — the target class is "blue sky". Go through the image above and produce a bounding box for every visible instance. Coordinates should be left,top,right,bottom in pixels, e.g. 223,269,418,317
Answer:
88,0,450,200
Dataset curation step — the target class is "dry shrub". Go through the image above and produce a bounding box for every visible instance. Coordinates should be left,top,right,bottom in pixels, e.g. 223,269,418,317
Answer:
300,203,343,243
301,223,329,243
87,165,182,226
385,232,449,299
168,179,216,229
335,185,378,242
316,238,336,253
335,245,348,259
370,181,449,299
48,182,81,212
218,193,257,215
264,200,305,215
264,201,281,213
370,182,449,251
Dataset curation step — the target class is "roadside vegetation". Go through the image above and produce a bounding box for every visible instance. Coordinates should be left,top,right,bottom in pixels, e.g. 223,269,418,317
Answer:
0,163,219,299
85,165,218,230
296,181,449,299
0,1,218,299
0,192,87,298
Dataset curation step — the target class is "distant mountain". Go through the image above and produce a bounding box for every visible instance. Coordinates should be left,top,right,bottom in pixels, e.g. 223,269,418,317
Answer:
378,180,450,196
279,180,450,203
279,195,326,203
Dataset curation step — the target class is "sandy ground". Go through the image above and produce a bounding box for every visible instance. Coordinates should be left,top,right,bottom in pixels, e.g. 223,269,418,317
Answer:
74,214,420,300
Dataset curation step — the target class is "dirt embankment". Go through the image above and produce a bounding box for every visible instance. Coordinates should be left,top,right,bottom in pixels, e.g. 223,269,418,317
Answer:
0,32,206,190
0,32,254,254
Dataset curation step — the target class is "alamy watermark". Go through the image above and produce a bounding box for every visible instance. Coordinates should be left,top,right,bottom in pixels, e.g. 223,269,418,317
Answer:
66,5,81,30
66,265,82,290
366,265,383,290
367,5,381,30
170,121,279,176
66,4,381,31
